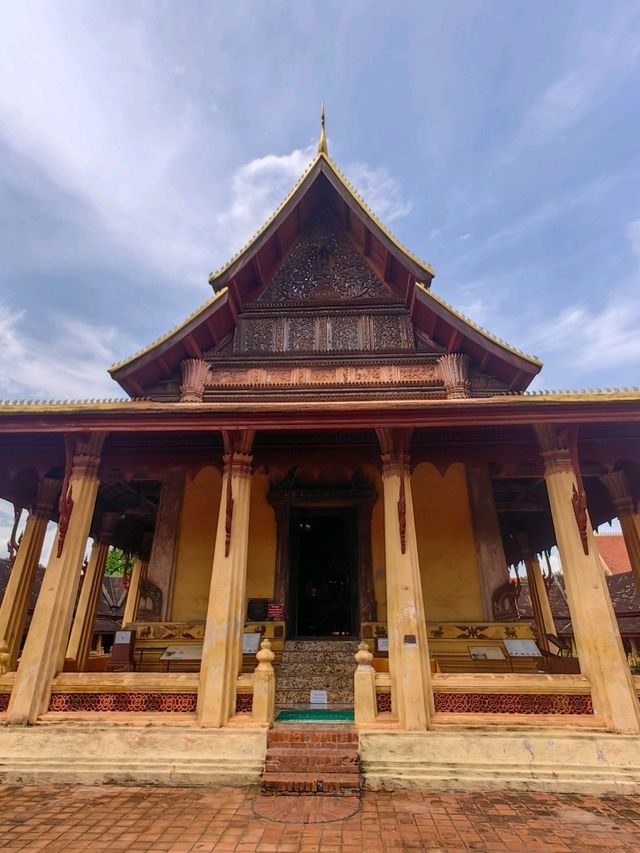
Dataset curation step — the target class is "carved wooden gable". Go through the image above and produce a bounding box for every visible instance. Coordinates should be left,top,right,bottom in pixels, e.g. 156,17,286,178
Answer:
233,209,417,357
258,210,393,303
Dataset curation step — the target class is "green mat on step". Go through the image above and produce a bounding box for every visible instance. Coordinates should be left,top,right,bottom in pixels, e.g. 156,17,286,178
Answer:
276,709,355,722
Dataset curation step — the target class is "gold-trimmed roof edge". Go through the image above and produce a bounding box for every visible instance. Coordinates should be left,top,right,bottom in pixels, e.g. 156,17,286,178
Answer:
417,283,542,367
108,287,229,373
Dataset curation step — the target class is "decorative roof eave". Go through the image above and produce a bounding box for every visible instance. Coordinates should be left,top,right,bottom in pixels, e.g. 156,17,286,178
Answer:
108,287,230,388
0,390,640,434
206,151,435,293
413,283,542,390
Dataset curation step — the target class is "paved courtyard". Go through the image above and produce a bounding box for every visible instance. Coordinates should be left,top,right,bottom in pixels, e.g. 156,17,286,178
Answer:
1,784,640,851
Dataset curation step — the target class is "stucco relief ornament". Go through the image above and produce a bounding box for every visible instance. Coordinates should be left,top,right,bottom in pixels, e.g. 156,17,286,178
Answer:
57,436,75,558
572,484,589,555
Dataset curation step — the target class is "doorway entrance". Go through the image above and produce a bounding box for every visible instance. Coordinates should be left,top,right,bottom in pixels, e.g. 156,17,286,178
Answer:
289,507,357,637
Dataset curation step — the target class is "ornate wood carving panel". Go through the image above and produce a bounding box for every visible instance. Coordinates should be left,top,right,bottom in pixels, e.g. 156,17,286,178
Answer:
259,210,393,303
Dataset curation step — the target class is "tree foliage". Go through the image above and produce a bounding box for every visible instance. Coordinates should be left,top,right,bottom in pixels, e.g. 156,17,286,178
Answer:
104,547,126,576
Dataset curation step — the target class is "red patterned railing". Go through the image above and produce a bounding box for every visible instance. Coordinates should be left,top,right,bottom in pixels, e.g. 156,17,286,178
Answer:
48,692,197,713
434,692,593,715
235,692,253,713
376,692,392,713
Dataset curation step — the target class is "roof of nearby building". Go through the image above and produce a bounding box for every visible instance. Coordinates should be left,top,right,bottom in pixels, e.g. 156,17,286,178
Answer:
0,559,126,634
594,533,632,575
518,570,640,636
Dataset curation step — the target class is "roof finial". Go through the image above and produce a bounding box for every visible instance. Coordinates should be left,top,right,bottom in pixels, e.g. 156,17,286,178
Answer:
317,101,328,156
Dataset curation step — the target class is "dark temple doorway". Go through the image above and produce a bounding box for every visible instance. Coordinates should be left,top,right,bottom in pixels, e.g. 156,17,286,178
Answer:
289,507,358,637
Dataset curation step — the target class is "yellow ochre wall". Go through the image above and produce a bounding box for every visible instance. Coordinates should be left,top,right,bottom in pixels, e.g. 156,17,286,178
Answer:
246,473,277,600
361,464,387,622
411,462,484,622
171,466,221,622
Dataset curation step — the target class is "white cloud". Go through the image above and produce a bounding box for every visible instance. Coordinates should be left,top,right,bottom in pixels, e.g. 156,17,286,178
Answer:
0,4,218,287
0,307,130,400
213,145,413,263
522,7,640,140
526,219,640,377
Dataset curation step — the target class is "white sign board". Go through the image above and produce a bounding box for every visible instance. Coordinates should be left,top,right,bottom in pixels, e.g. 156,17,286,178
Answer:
242,633,261,654
160,644,203,661
468,645,506,661
377,637,389,652
504,639,543,658
114,631,132,645
310,689,328,705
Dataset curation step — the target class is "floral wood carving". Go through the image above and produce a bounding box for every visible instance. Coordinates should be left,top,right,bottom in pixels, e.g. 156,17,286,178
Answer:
224,459,234,558
259,209,393,303
397,471,407,554
572,484,589,555
57,435,76,558
7,506,22,566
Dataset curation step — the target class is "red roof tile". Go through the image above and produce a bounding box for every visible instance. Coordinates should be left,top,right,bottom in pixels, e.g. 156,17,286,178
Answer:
595,533,632,574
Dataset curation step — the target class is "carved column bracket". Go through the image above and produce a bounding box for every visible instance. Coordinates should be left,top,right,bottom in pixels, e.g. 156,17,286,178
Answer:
180,359,212,403
600,469,635,518
438,353,471,399
222,431,255,558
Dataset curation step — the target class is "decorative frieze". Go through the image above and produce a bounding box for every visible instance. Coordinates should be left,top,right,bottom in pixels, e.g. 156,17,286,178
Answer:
180,359,211,403
438,353,471,399
208,361,439,389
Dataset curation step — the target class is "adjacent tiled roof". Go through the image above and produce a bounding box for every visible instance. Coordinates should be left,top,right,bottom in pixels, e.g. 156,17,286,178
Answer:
0,559,125,634
519,571,640,636
594,533,632,575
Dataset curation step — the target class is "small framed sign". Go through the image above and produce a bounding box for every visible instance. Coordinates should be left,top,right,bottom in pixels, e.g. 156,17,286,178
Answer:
377,637,389,652
242,633,261,654
468,645,506,661
114,630,132,645
504,639,543,658
310,689,328,705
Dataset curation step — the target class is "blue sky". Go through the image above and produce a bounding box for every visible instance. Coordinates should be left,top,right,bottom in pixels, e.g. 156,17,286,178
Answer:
1,0,640,400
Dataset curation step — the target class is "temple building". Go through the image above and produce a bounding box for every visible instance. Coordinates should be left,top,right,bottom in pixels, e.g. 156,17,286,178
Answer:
1,118,640,793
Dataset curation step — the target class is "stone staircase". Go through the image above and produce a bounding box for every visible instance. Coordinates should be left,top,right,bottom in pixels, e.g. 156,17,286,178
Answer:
275,639,358,707
261,725,360,795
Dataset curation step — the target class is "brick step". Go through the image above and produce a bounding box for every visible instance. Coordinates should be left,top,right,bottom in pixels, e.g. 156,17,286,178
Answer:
265,749,358,773
267,726,357,746
260,771,360,795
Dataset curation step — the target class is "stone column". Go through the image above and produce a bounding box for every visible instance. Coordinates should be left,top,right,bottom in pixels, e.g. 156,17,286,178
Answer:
0,477,60,671
467,464,510,620
377,428,433,730
65,512,119,671
536,425,640,732
353,640,377,725
252,638,275,726
198,430,254,727
438,353,471,399
600,470,640,590
146,469,184,620
121,557,147,627
8,432,106,725
518,535,556,654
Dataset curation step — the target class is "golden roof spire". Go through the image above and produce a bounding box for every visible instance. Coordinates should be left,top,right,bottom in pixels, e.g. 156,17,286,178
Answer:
317,101,328,155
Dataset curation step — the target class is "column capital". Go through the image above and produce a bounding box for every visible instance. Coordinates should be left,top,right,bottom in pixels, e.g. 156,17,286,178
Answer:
71,432,107,480
376,427,412,476
33,477,62,519
534,424,576,476
180,359,212,403
438,353,471,399
600,469,635,517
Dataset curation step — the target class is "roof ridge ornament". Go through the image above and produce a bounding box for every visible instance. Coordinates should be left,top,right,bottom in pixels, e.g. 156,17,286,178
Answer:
317,101,328,156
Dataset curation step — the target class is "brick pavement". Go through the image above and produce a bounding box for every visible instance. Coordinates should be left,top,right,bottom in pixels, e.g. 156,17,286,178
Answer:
1,784,640,851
